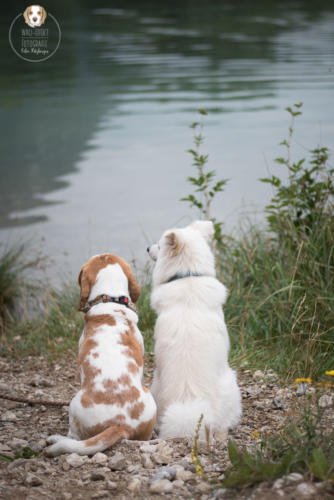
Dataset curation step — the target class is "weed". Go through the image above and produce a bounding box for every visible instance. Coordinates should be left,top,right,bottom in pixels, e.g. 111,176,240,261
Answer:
222,393,334,488
181,108,229,249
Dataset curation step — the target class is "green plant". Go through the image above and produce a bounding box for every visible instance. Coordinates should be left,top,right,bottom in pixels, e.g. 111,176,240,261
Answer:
181,108,228,248
0,242,42,334
260,103,334,238
222,395,334,488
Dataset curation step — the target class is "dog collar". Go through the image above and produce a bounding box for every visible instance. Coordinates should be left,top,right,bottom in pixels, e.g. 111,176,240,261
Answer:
166,272,203,284
80,294,137,315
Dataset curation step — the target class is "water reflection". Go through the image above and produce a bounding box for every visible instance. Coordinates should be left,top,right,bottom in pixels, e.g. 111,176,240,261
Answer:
0,0,333,271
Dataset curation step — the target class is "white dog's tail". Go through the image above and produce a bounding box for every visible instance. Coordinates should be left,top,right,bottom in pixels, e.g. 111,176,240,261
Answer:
46,425,131,456
158,399,215,440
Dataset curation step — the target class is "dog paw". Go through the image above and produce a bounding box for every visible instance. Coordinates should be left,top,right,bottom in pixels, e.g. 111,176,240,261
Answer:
46,434,65,445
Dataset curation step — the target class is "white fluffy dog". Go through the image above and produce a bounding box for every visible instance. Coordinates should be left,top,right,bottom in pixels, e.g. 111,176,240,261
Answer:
147,220,241,440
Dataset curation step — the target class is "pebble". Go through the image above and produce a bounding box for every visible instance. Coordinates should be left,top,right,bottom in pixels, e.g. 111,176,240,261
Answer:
106,481,117,490
296,482,317,497
9,438,29,451
2,411,17,422
91,452,108,465
318,394,333,408
174,479,184,488
65,453,88,468
253,370,264,382
149,466,176,483
140,443,157,454
127,477,142,492
149,479,174,493
285,472,303,483
25,473,43,486
212,488,227,498
109,451,126,471
272,397,286,410
92,491,109,499
90,469,107,481
141,453,154,469
176,468,193,481
152,453,171,465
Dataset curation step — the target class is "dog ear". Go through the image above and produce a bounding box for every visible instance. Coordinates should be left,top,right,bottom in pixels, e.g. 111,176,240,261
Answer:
78,266,91,312
190,220,214,242
165,231,184,257
23,7,30,25
126,266,140,303
40,6,47,24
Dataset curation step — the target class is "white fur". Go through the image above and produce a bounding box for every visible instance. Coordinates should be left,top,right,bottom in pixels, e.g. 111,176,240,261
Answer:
148,220,241,439
47,259,156,456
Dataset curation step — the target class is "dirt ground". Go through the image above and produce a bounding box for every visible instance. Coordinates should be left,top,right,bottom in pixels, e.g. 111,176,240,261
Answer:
0,355,333,500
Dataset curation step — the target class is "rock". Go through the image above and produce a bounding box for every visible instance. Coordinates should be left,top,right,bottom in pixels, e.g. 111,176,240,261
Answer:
212,488,227,498
2,411,17,422
149,466,177,483
109,451,126,471
106,481,117,490
140,443,157,454
253,370,264,382
246,385,261,397
296,382,309,396
296,482,317,497
141,453,154,469
175,468,193,481
272,397,285,410
197,481,211,492
62,462,70,471
91,452,108,465
266,369,278,383
127,477,141,492
29,439,47,452
152,453,171,465
7,458,28,471
156,441,173,456
9,438,29,451
25,473,43,486
92,492,109,499
285,472,303,483
318,394,333,408
90,469,107,481
65,453,88,468
273,478,284,489
149,479,174,494
174,480,184,488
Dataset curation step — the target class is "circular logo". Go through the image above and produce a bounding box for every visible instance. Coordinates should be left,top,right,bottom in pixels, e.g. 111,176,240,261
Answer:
9,5,61,63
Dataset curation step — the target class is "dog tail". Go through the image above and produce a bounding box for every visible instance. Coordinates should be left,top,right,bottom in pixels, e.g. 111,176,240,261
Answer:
46,425,131,456
158,399,215,440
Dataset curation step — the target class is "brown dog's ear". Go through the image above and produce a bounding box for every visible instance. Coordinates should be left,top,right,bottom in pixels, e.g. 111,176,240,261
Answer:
23,7,30,25
40,6,47,24
127,266,140,303
78,266,91,312
165,231,183,257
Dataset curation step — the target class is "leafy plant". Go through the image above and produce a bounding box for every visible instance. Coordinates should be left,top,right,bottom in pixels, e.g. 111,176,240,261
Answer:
260,103,334,238
181,108,228,248
222,395,334,488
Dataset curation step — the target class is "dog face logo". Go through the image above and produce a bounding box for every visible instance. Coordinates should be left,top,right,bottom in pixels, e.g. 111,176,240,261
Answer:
23,5,47,28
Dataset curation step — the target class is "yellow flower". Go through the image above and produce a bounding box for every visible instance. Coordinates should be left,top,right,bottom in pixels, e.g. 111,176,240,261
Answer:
294,377,312,384
325,370,334,376
251,430,260,440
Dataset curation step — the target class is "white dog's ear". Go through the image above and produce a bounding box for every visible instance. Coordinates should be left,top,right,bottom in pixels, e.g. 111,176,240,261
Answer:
165,231,184,257
190,220,214,242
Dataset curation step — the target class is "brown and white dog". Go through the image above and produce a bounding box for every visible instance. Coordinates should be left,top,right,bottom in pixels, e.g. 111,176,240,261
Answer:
23,5,47,28
46,254,156,456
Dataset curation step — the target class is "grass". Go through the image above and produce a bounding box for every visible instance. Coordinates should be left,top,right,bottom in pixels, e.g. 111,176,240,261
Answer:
221,213,334,381
0,241,42,334
222,392,334,488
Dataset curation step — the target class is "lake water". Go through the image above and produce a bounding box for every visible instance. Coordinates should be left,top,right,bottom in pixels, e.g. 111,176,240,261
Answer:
1,0,333,281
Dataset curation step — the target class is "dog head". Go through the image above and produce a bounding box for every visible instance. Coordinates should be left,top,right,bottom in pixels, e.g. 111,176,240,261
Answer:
78,254,140,312
147,220,215,285
23,5,47,28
